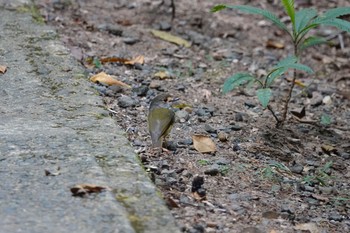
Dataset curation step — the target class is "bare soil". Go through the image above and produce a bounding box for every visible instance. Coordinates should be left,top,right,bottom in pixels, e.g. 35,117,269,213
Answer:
36,0,350,232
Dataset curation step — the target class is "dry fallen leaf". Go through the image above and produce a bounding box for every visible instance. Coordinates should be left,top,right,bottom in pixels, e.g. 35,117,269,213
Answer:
290,106,306,119
266,39,285,49
151,29,191,48
0,65,7,74
192,135,216,153
70,184,109,197
321,144,337,154
90,72,131,88
294,222,319,233
124,55,144,65
286,77,306,87
154,70,173,79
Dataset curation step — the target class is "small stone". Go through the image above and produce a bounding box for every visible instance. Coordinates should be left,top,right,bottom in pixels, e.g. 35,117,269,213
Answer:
132,139,143,147
204,124,217,134
166,141,177,151
244,102,256,108
319,186,333,195
329,212,343,221
229,124,242,131
196,108,210,117
204,165,220,176
123,37,140,45
175,84,186,92
133,85,149,97
341,152,350,159
290,163,304,174
218,131,228,142
117,95,137,108
215,158,229,165
105,24,123,36
235,112,244,122
322,95,332,105
159,21,172,31
310,92,323,107
175,110,190,123
178,138,193,146
105,85,123,96
149,80,161,89
303,185,315,192
197,117,208,122
232,143,241,151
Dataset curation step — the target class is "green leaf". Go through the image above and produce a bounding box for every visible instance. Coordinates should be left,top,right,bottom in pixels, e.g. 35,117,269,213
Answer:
315,7,350,23
257,88,272,108
281,0,295,26
220,5,290,34
300,36,328,50
273,56,313,73
284,63,314,73
321,18,350,33
320,114,331,125
275,56,298,67
211,4,227,12
222,73,255,94
266,67,288,87
295,8,317,35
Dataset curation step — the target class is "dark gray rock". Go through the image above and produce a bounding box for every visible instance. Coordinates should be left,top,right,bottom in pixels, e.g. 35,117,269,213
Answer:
117,95,138,108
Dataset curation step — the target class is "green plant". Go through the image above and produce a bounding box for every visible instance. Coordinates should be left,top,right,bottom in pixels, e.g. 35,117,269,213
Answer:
197,159,210,166
212,1,350,127
261,161,292,182
302,161,334,186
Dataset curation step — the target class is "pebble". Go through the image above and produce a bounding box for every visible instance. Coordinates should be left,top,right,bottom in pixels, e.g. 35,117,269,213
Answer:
218,131,228,142
329,212,343,222
122,37,140,45
175,84,186,92
244,102,256,108
319,186,333,195
232,143,241,151
196,108,211,117
149,80,161,89
322,95,332,105
229,124,242,131
117,95,137,108
204,124,217,134
175,110,190,123
290,163,304,174
159,21,172,31
133,85,149,97
341,152,350,159
235,112,244,122
215,158,229,165
204,165,220,176
178,138,193,146
102,24,123,36
166,141,177,151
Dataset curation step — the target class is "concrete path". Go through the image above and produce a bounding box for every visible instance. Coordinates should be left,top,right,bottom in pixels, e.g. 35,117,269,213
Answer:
0,1,180,232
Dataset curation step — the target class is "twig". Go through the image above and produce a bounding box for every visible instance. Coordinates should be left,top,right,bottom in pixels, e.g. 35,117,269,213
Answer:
267,104,281,126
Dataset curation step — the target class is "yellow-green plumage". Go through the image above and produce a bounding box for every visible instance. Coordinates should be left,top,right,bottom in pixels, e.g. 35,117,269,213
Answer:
148,94,175,148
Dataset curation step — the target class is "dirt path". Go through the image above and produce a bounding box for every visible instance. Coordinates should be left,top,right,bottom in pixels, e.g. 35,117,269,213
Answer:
36,0,350,232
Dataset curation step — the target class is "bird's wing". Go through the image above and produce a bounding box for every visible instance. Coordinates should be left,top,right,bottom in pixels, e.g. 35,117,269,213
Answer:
148,108,175,140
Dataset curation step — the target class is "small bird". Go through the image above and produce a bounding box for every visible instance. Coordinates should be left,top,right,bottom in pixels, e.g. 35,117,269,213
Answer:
148,93,175,148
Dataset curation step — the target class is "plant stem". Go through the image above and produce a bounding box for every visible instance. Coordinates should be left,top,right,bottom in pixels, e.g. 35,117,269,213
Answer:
267,104,281,125
279,43,299,127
